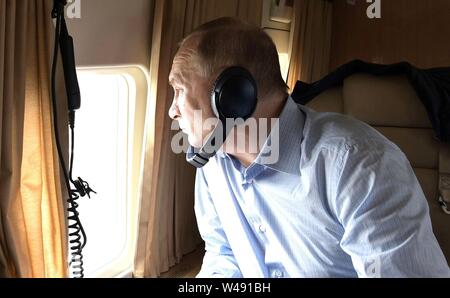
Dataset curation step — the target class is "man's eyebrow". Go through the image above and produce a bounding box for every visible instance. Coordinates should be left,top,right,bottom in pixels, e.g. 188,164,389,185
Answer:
168,71,187,87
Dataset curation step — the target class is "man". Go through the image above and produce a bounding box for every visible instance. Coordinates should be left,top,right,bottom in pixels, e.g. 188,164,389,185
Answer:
168,17,450,277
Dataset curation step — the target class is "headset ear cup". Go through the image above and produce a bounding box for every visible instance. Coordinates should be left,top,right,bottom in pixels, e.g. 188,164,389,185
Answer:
212,66,258,121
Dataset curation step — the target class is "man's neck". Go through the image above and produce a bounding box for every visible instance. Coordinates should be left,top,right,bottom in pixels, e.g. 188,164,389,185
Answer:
222,91,288,168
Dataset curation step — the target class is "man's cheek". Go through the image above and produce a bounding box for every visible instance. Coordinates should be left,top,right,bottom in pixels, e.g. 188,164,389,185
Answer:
191,109,205,139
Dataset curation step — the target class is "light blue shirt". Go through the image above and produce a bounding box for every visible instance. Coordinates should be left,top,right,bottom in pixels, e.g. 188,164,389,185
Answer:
194,97,450,278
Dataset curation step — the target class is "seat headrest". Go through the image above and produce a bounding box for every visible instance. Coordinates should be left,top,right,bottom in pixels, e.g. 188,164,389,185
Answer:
343,74,432,128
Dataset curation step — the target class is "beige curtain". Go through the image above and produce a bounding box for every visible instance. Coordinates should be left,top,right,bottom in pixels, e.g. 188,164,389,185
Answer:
287,0,333,89
135,0,263,277
0,0,68,277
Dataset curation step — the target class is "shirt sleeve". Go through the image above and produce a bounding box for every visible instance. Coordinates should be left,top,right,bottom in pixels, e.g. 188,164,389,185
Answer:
194,168,243,278
332,140,450,277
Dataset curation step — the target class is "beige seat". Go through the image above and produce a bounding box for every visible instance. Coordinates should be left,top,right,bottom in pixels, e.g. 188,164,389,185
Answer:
306,73,450,264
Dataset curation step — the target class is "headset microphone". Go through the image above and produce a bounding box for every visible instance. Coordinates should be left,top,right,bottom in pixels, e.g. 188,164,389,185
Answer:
186,66,258,168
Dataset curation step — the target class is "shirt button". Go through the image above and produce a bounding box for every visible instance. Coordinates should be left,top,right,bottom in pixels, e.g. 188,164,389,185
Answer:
258,225,266,233
273,270,283,278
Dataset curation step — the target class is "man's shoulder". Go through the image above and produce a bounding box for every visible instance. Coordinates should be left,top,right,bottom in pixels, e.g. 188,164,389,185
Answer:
298,105,400,156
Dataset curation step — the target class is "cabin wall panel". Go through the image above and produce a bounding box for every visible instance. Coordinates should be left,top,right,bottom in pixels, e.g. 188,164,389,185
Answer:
330,0,450,69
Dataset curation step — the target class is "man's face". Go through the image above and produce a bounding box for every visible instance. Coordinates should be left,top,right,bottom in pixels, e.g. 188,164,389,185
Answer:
168,48,215,148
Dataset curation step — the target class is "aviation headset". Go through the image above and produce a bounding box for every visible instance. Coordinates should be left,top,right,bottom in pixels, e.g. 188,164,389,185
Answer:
186,66,258,168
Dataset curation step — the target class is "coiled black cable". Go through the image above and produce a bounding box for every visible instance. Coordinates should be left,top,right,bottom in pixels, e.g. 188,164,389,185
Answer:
51,1,95,278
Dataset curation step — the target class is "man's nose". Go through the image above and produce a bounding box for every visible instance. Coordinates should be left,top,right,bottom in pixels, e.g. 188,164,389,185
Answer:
168,100,180,120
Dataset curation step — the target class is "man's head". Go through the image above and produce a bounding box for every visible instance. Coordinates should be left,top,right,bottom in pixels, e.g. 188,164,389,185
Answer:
168,17,288,149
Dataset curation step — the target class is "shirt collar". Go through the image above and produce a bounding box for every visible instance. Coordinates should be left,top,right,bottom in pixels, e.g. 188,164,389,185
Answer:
217,97,305,176
254,96,304,176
